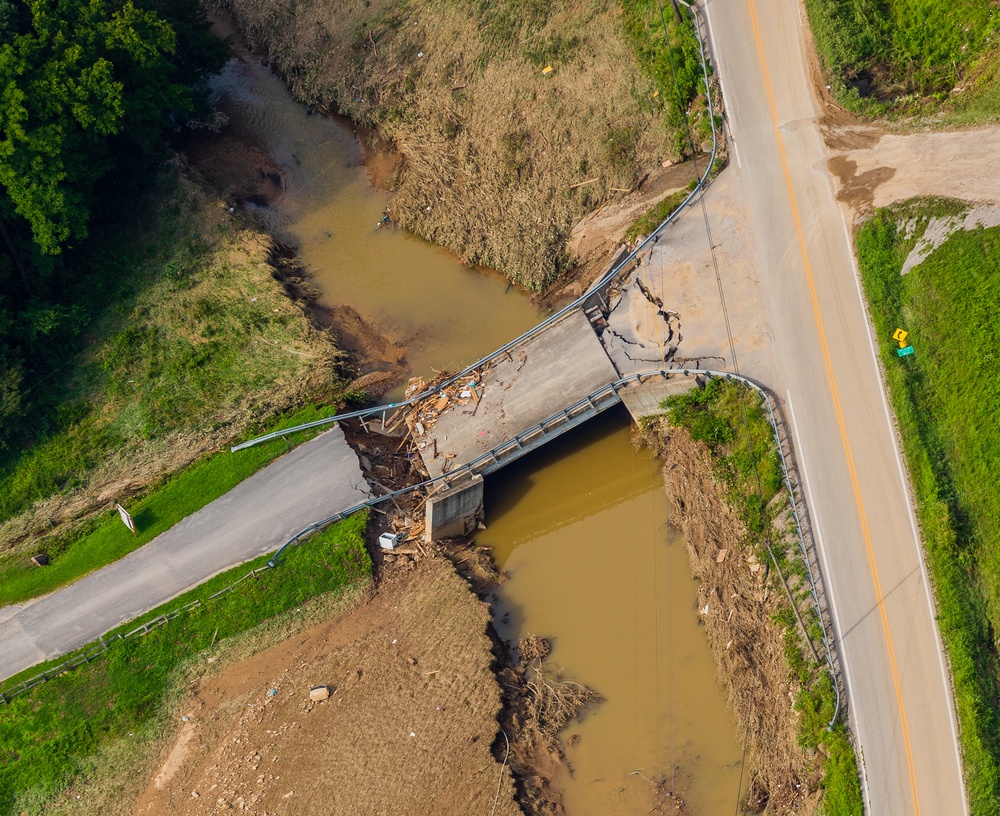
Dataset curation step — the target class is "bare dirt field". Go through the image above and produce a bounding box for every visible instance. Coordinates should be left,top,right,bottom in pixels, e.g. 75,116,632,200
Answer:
132,557,521,816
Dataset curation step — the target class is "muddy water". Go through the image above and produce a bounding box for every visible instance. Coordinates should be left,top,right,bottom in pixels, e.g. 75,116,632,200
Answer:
479,409,745,815
206,52,744,815
206,57,544,379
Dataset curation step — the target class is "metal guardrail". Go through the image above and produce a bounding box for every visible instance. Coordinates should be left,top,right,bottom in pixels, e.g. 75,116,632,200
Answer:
4,9,844,727
0,565,274,704
2,368,842,730
231,2,718,454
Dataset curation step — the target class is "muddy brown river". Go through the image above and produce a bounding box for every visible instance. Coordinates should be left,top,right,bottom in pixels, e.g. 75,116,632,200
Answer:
481,410,745,814
207,57,544,383
209,55,744,814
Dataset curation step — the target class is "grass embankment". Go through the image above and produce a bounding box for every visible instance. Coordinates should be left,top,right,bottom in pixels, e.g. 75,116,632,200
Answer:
0,402,346,606
209,0,708,290
0,166,349,575
0,511,370,816
661,380,863,815
625,180,698,243
803,0,1000,120
856,200,1000,813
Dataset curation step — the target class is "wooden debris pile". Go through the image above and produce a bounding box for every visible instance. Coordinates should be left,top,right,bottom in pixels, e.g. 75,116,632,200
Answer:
391,370,487,471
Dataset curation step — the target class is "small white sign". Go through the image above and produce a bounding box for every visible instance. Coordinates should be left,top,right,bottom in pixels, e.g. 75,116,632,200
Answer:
116,503,137,536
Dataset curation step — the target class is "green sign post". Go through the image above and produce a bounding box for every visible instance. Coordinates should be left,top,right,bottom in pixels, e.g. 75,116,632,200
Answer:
897,345,915,358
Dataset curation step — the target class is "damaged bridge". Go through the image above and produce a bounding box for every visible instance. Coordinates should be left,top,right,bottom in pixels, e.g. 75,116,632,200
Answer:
236,243,730,542
369,263,706,540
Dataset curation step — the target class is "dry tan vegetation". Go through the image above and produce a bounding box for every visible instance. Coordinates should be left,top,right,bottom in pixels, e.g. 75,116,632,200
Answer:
643,424,825,815
207,0,683,290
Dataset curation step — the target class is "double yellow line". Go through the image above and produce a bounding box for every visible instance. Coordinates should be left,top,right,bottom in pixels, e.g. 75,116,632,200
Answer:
742,0,921,812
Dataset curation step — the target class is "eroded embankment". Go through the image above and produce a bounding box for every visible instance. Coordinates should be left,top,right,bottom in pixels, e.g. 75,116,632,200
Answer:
129,556,523,816
643,424,826,815
203,0,690,290
116,541,588,816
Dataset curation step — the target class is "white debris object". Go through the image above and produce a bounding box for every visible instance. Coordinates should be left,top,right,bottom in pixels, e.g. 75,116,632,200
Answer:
309,685,331,702
379,533,401,550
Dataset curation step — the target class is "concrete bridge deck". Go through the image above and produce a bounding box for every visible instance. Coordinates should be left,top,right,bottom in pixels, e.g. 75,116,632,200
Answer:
410,307,619,481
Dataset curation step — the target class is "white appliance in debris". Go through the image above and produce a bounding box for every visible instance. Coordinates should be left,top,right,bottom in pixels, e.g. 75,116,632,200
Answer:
378,533,402,550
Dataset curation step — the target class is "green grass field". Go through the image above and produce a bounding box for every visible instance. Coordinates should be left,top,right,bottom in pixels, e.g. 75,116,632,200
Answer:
803,0,1000,119
856,200,1000,813
0,511,370,816
0,403,349,606
0,169,346,563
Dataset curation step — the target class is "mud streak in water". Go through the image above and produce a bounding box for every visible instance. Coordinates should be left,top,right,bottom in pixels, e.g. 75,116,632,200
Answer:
480,408,745,815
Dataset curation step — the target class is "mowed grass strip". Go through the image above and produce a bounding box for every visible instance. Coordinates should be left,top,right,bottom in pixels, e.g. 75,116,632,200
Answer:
0,511,370,816
856,201,1000,813
0,403,346,606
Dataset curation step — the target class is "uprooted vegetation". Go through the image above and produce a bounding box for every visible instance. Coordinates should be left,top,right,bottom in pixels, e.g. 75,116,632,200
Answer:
0,508,593,816
0,164,353,596
637,379,863,815
206,0,711,290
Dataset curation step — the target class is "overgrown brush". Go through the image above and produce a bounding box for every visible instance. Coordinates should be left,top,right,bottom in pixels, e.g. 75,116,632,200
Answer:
208,0,709,290
803,0,1000,119
0,165,347,557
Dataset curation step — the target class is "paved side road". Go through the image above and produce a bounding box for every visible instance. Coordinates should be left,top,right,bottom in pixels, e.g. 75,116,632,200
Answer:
0,426,369,683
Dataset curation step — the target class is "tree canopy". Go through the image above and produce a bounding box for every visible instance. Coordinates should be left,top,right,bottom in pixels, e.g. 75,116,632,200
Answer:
0,0,225,452
0,0,199,253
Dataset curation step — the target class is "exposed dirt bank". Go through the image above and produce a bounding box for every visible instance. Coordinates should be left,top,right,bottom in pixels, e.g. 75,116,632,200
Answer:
644,425,824,815
204,0,689,291
182,111,287,208
127,543,593,816
132,557,523,816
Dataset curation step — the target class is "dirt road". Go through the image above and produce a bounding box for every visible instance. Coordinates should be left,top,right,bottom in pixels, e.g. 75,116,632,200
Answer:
829,126,1000,212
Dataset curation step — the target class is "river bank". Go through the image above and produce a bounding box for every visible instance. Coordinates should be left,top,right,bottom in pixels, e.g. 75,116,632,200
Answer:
202,0,705,291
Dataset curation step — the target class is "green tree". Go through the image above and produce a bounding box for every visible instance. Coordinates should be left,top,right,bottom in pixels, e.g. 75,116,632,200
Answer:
0,0,194,255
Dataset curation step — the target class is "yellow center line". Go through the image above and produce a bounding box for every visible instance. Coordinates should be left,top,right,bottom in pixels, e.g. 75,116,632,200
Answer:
743,0,921,811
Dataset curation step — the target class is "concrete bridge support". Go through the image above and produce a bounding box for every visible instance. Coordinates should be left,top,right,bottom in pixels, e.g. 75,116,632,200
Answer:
424,476,484,542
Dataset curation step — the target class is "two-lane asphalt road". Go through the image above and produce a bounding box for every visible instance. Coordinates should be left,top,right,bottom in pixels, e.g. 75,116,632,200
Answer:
700,0,967,812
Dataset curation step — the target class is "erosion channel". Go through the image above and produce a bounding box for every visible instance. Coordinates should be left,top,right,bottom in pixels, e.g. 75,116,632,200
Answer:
203,45,744,815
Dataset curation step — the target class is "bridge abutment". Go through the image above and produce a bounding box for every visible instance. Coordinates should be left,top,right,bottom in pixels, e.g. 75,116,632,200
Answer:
424,476,484,542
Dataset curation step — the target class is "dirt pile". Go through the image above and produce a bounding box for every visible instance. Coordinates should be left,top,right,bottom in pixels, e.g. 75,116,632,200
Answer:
205,0,683,290
655,427,823,815
132,557,522,816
